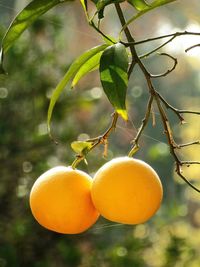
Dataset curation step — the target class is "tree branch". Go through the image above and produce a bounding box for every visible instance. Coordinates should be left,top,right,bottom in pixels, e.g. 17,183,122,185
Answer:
123,31,200,47
116,4,200,192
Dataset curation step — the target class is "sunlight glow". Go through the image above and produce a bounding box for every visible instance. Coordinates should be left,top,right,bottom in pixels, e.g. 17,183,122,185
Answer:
156,21,200,60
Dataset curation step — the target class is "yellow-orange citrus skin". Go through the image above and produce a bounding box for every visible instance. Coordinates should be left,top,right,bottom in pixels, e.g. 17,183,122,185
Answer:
30,166,99,234
91,157,163,224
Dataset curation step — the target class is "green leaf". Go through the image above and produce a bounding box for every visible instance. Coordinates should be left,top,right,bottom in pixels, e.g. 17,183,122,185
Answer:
80,0,89,20
1,0,70,54
71,141,93,155
71,52,102,88
125,0,177,27
80,0,87,12
47,44,108,133
128,0,149,11
100,43,129,120
0,0,72,69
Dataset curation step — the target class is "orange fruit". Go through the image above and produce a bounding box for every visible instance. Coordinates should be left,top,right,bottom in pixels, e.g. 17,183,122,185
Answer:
30,166,99,234
91,157,163,224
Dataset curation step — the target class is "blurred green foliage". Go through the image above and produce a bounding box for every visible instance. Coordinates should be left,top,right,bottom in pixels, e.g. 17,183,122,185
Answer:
0,0,200,266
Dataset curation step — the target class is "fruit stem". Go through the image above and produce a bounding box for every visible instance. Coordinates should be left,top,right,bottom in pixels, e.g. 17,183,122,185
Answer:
128,145,139,157
71,155,84,170
71,112,119,168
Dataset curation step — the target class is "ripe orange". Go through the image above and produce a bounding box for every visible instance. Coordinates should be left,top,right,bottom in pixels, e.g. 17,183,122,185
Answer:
91,157,163,224
30,166,99,234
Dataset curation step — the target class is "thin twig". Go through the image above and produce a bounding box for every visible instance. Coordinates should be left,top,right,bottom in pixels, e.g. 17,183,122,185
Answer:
121,31,200,59
156,92,185,122
154,94,179,151
181,161,200,165
150,53,178,78
101,112,119,139
140,35,177,59
151,104,156,127
176,163,200,193
123,31,200,47
185,43,200,53
71,112,118,168
128,95,154,157
179,110,200,115
89,20,115,44
158,96,200,116
177,141,200,148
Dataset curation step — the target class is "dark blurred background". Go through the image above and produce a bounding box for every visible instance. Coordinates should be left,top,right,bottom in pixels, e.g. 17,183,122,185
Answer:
0,0,200,266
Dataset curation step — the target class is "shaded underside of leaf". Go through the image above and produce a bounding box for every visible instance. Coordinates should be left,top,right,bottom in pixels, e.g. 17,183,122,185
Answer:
100,43,129,120
47,44,109,133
